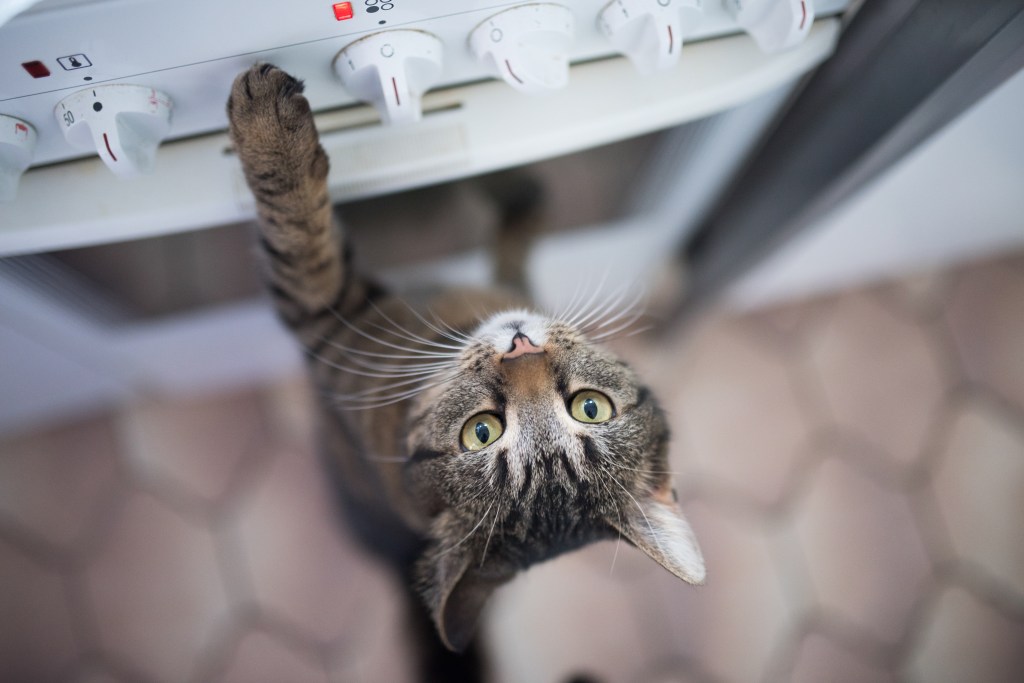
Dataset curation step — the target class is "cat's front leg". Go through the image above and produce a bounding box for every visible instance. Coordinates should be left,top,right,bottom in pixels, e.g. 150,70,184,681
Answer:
227,64,345,327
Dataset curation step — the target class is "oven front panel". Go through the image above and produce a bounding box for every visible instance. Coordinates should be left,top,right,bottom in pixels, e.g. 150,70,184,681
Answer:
1,0,846,167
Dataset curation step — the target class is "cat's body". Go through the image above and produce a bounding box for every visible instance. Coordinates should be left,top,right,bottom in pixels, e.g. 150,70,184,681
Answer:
227,64,704,678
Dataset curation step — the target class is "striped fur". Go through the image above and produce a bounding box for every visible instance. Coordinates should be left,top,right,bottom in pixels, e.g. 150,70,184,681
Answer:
228,65,704,662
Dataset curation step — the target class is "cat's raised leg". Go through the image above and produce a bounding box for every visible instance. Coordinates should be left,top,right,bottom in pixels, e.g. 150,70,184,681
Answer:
227,64,371,331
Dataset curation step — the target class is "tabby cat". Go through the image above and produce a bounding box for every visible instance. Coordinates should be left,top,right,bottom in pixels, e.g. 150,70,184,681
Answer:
227,64,704,677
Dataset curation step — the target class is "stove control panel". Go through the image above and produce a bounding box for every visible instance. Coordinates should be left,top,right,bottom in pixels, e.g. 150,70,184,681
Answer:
0,0,848,196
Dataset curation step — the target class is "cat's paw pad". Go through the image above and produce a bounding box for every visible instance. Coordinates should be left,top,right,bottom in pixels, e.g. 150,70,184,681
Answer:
227,64,324,178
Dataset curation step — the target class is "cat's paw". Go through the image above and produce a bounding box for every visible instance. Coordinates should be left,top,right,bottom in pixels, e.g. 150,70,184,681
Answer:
227,64,327,188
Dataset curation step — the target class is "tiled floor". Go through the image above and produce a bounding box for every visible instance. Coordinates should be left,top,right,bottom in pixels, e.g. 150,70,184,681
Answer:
2,250,1024,683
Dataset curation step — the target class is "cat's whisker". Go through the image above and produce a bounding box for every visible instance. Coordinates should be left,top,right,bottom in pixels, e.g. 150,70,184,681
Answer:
589,285,645,328
328,307,463,358
316,333,460,361
436,497,496,558
610,507,623,578
605,467,668,558
479,497,503,569
554,275,591,326
600,457,682,477
406,304,475,345
328,346,456,370
589,310,650,343
313,357,451,381
339,356,455,374
335,371,459,400
333,373,460,410
577,281,634,334
562,270,611,329
591,324,654,343
308,344,456,378
367,300,467,351
573,280,630,334
363,319,465,352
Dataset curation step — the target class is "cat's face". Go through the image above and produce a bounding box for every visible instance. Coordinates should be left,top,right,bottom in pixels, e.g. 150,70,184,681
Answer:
404,309,704,651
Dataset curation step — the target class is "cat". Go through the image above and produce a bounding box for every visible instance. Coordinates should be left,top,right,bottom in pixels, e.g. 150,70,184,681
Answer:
227,63,705,677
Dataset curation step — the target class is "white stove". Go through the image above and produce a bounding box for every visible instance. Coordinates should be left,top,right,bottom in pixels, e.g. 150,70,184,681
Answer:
1,0,847,253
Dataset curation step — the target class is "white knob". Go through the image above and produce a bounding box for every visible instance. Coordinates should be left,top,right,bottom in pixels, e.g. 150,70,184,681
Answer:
725,0,814,53
54,85,173,178
333,30,444,126
599,0,704,74
469,4,575,94
0,115,36,201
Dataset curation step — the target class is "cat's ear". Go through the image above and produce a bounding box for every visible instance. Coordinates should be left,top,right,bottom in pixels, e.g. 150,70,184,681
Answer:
418,542,509,652
608,490,706,585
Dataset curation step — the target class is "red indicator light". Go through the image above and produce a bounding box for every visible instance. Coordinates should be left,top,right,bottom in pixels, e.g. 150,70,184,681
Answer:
22,60,51,78
333,2,354,20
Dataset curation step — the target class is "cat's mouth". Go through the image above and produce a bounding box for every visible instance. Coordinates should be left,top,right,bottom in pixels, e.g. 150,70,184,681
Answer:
502,332,545,361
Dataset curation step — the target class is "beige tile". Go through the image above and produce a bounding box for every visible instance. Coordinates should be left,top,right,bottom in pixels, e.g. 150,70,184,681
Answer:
485,544,652,683
330,583,416,683
808,294,946,467
629,663,714,683
905,585,1024,683
945,261,1024,414
638,500,797,683
793,455,930,644
0,539,80,682
74,672,121,683
789,633,893,683
231,444,395,644
117,389,266,503
669,319,813,505
218,630,329,683
874,269,953,319
741,295,831,350
261,373,316,448
0,415,119,552
83,492,230,683
932,398,1024,596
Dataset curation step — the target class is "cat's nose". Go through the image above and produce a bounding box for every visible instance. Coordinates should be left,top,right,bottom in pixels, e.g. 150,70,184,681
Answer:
503,332,544,360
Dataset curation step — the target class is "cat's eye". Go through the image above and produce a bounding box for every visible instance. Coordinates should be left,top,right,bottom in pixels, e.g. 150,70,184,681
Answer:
460,413,504,451
569,390,615,424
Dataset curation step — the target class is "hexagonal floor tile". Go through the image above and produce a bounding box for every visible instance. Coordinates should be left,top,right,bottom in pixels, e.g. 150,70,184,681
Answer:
874,269,952,320
932,398,1024,596
231,444,398,644
793,455,931,644
330,583,417,683
218,630,329,683
486,542,654,683
945,260,1024,414
671,320,814,505
741,295,830,350
634,500,798,683
789,633,893,683
117,389,266,503
0,415,119,553
0,539,80,681
83,492,231,683
808,293,946,467
261,374,316,448
905,585,1024,682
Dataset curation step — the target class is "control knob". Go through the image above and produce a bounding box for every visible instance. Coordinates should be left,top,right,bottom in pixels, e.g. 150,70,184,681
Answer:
725,0,814,53
599,0,704,74
55,85,173,178
469,3,575,94
333,30,444,125
0,115,36,201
